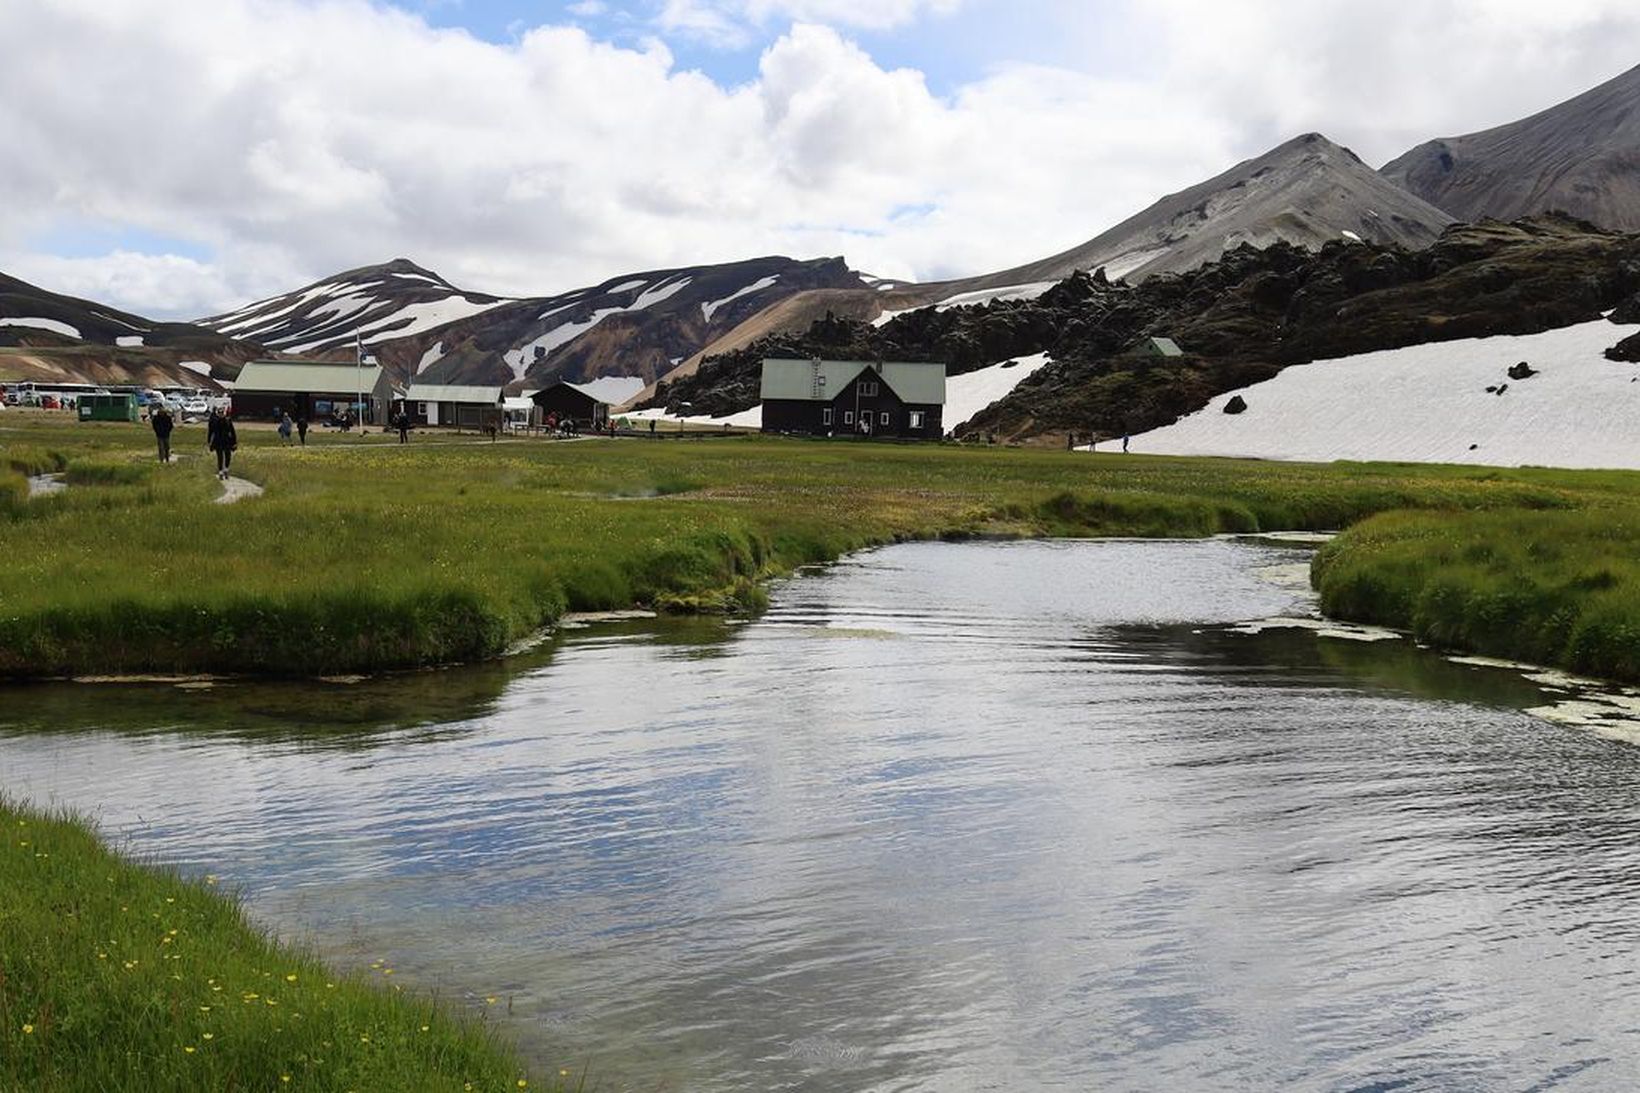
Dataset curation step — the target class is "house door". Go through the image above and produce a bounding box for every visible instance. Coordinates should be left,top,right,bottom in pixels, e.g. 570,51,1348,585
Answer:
858,413,872,435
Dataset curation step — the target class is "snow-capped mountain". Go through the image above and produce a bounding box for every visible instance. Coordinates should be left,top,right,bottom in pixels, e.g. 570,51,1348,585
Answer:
1382,64,1640,233
197,258,511,355
195,255,866,391
373,255,865,390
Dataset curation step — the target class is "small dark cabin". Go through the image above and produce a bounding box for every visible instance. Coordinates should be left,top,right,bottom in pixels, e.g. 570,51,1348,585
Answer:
760,358,945,439
531,381,610,429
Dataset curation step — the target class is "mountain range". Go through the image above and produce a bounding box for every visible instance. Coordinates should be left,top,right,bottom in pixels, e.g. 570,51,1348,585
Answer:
2,63,1637,430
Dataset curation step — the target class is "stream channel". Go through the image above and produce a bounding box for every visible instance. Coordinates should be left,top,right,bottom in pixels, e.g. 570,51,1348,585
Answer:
6,537,1640,1090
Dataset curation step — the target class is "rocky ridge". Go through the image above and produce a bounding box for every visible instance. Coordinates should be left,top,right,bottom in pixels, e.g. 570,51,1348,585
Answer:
643,216,1640,440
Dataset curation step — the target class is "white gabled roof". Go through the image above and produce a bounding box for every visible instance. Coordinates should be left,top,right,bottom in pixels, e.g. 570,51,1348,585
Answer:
404,382,504,404
760,358,946,405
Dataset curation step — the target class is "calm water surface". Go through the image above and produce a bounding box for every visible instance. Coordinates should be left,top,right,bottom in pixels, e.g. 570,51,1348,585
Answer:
6,539,1640,1091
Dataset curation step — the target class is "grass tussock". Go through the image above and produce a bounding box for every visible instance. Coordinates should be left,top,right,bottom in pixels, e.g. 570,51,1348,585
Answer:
0,798,550,1092
1314,508,1640,681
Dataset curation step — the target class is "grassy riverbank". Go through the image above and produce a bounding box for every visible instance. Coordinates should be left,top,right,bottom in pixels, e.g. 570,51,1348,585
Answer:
1,416,1638,680
0,798,539,1091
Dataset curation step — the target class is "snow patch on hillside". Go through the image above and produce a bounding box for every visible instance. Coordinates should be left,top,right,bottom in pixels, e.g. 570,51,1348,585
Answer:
354,296,506,344
625,405,763,429
607,279,647,294
116,335,145,347
944,353,1051,432
701,276,779,323
504,308,625,380
1098,247,1169,282
1132,319,1640,469
417,341,445,374
935,281,1057,310
0,317,82,338
179,360,212,376
634,276,692,309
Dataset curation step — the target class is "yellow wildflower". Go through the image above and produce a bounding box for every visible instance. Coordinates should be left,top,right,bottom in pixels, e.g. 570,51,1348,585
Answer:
22,1024,34,1035
286,973,298,982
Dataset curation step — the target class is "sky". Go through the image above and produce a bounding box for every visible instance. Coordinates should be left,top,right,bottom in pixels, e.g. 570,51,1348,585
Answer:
2,0,1639,319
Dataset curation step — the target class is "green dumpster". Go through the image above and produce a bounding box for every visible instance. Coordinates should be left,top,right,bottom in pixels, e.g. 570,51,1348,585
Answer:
78,393,139,422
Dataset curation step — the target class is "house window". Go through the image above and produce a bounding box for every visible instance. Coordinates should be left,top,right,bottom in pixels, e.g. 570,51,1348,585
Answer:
418,402,428,415
843,410,854,425
908,410,924,429
822,407,833,426
879,411,889,426
859,381,879,396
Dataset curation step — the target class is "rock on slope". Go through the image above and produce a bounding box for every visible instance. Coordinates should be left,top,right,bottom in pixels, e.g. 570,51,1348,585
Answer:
1382,64,1640,232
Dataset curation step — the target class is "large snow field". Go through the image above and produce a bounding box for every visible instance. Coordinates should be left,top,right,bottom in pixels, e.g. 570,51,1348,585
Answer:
1132,319,1640,469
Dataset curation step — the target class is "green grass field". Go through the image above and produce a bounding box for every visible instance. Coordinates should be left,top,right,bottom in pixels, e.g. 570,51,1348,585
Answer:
3,413,1638,681
0,797,562,1092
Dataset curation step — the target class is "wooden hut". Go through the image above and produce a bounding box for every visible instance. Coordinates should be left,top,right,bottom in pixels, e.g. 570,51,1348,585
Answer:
530,381,610,430
232,360,391,423
759,358,945,439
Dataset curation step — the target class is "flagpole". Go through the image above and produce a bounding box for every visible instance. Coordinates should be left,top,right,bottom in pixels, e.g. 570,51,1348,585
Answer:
355,333,365,433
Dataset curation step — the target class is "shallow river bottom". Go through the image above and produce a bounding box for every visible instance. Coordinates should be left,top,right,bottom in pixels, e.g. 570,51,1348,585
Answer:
7,539,1640,1090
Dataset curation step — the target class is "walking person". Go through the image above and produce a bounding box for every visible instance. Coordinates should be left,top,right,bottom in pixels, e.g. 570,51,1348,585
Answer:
395,408,410,444
296,416,308,445
278,411,294,444
150,403,175,463
207,407,238,480
1121,432,1130,453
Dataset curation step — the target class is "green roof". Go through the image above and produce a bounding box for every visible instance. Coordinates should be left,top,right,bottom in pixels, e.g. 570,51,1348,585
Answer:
760,358,946,406
235,360,383,393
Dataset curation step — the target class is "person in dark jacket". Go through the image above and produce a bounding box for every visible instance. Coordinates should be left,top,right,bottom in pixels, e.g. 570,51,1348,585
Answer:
150,404,175,463
296,416,308,445
206,407,238,480
394,408,410,443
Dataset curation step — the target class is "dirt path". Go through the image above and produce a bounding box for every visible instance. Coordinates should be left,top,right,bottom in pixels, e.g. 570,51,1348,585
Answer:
216,476,264,504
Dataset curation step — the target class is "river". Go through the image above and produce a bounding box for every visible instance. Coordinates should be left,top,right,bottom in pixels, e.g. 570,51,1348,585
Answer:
6,538,1640,1090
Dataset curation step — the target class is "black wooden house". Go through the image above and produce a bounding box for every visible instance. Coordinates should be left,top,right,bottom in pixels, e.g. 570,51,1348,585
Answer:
759,358,945,439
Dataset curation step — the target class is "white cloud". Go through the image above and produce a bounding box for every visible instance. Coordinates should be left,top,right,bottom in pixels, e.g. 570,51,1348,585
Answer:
1,0,1638,319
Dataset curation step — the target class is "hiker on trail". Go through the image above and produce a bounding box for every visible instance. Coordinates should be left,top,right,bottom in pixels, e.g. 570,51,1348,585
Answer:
649,418,657,436
296,416,308,445
150,404,174,463
395,409,410,444
207,407,238,480
278,412,293,443
1122,433,1130,453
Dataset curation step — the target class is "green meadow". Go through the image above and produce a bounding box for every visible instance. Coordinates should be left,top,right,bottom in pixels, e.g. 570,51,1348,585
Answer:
3,413,1638,681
